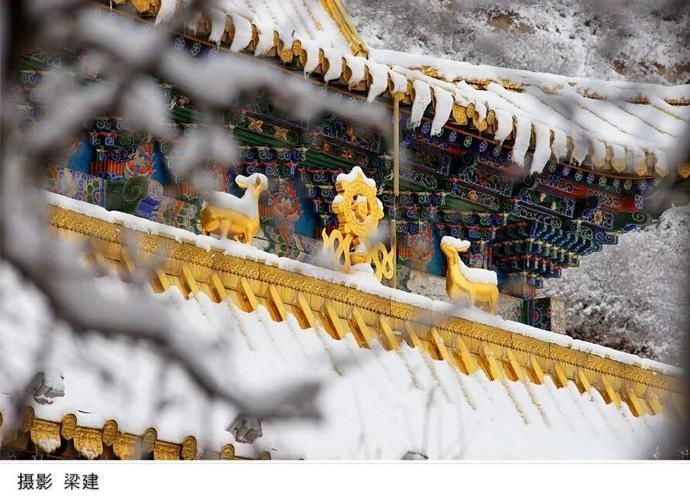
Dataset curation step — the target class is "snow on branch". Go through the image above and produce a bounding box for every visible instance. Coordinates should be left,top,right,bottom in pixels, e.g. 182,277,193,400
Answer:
0,0,385,435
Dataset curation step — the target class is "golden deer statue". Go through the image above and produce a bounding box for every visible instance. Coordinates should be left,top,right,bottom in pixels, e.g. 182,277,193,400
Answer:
201,173,268,244
441,236,499,314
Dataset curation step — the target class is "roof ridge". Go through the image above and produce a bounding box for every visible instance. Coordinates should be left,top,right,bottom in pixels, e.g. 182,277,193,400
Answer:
319,0,368,56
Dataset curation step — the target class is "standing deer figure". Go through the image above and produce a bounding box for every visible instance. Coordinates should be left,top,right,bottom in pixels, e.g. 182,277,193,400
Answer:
201,173,268,245
441,236,499,314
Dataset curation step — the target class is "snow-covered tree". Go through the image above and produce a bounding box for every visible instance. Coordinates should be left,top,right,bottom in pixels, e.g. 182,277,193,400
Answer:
346,0,690,84
348,0,690,364
542,205,690,365
0,0,386,447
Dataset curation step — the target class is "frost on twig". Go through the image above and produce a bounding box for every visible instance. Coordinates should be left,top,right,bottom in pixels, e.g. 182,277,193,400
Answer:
0,0,384,434
228,414,263,444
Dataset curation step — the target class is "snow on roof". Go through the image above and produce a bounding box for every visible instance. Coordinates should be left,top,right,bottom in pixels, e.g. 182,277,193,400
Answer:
153,0,365,55
126,0,689,179
0,262,678,459
371,49,689,177
46,191,681,377
102,2,690,178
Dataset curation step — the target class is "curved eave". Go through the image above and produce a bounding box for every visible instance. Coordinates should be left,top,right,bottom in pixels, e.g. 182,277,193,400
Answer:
1,409,264,460
47,195,686,420
99,1,689,180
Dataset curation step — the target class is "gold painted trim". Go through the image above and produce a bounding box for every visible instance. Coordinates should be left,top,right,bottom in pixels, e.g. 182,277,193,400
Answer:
0,408,261,460
320,0,368,56
48,206,686,418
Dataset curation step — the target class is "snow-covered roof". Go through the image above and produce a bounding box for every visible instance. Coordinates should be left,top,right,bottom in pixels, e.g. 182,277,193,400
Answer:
151,0,366,55
111,0,690,179
0,262,681,459
370,49,690,177
1,192,683,459
44,192,683,375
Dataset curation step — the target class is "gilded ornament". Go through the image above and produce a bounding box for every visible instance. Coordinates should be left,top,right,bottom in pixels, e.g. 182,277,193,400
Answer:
322,166,395,282
274,126,290,142
102,419,119,446
21,407,35,433
201,173,268,245
142,427,158,455
60,413,77,440
74,427,104,460
113,433,140,460
129,0,158,14
30,419,61,454
369,242,395,282
248,118,264,132
181,436,197,460
441,237,498,314
220,443,236,460
154,441,181,460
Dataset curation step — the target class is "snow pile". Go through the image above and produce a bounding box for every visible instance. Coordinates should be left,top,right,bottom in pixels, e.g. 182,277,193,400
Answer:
543,204,690,366
335,166,376,187
346,0,690,175
0,263,680,459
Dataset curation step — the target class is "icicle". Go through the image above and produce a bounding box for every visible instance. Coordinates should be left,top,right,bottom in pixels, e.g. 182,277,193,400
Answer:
632,147,647,175
322,48,343,82
493,109,513,144
591,139,607,169
531,123,552,174
652,150,669,176
343,55,366,87
366,62,389,102
570,133,588,165
611,144,626,172
300,40,320,75
452,88,471,108
551,128,568,161
473,100,487,122
229,14,252,53
511,115,531,168
155,0,177,25
208,8,227,45
409,80,431,128
253,19,275,56
430,87,453,136
388,70,408,95
186,12,201,34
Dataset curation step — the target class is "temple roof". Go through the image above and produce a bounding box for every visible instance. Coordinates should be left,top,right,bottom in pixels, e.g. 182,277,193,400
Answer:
128,0,366,54
1,193,684,459
108,0,690,179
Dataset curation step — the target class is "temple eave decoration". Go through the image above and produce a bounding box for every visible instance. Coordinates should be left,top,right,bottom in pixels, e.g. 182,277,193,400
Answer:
5,0,689,459
0,199,685,459
45,202,685,416
1,408,269,461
